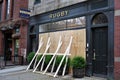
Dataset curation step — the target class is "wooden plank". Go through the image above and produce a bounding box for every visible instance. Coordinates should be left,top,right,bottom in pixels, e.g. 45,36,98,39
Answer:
39,29,86,59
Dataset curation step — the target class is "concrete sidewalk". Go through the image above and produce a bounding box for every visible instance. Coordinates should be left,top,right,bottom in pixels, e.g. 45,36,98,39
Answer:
0,70,107,80
0,66,107,80
0,66,27,74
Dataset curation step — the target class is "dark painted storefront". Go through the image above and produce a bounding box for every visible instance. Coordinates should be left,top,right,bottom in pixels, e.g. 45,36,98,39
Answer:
28,0,114,79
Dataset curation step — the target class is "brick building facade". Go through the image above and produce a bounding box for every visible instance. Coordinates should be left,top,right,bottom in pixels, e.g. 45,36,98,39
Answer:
0,0,28,65
114,0,120,80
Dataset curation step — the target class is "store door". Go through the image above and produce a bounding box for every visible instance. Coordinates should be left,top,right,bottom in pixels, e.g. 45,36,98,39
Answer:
4,33,12,66
92,28,108,76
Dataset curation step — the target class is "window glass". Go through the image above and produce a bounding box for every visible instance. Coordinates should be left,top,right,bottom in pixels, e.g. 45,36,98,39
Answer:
51,20,66,30
39,23,50,32
6,0,10,19
67,17,86,28
34,0,41,5
15,28,20,33
92,13,108,25
14,39,19,56
31,38,36,52
30,26,36,33
39,16,86,33
91,0,108,10
0,3,2,21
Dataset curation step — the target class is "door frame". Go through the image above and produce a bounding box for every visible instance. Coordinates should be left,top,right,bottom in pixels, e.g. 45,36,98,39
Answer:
86,12,114,79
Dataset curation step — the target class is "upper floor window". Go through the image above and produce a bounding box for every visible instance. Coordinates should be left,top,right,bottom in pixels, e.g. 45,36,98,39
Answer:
6,0,11,19
0,3,2,21
34,0,41,5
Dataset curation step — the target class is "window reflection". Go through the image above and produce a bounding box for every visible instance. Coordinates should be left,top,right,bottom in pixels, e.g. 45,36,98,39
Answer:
51,20,66,30
67,17,86,28
39,23,50,32
39,16,86,32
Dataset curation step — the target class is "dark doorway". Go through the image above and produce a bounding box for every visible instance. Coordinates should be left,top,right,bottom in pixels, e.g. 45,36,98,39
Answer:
30,36,37,52
92,27,108,76
4,32,12,65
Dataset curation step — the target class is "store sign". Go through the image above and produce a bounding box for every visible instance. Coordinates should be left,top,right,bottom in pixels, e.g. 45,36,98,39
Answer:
20,9,31,18
49,10,69,19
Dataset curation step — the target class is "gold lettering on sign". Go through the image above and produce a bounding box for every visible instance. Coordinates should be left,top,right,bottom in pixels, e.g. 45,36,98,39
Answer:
49,10,69,19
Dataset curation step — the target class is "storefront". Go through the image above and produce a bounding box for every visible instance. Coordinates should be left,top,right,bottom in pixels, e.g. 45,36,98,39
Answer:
28,0,114,79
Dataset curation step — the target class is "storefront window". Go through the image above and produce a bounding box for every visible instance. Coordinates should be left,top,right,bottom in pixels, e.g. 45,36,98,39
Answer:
39,16,86,33
14,39,19,56
67,17,86,28
51,20,66,30
39,23,50,32
31,38,36,52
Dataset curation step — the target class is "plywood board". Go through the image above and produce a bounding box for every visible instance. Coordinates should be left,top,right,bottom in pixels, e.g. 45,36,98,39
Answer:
39,29,86,58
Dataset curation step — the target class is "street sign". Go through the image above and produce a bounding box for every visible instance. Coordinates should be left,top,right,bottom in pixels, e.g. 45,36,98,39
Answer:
20,9,31,18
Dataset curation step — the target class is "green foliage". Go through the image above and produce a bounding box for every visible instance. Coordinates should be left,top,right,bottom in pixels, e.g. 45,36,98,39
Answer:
55,56,70,66
37,55,42,62
27,52,35,63
45,55,52,64
71,56,86,69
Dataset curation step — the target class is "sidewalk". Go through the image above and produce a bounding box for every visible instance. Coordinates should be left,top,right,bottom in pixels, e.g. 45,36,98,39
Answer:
0,71,107,80
0,66,27,74
0,66,107,80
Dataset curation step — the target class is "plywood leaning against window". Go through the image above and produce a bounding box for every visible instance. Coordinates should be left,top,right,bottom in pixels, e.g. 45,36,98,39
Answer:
26,36,73,77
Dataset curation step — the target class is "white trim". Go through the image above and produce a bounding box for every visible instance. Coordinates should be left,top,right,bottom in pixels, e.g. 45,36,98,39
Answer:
115,10,120,16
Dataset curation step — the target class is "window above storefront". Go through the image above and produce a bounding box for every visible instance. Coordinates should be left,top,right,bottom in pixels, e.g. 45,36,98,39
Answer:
0,3,2,21
90,0,108,10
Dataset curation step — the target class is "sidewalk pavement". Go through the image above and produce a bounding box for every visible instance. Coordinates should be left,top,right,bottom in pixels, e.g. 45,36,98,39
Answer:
0,66,27,74
0,66,107,80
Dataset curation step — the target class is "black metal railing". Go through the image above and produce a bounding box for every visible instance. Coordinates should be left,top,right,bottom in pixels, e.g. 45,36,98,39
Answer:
0,55,23,67
11,55,23,65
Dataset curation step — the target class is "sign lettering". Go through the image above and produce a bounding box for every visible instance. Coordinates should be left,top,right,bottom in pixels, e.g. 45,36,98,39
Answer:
49,10,69,19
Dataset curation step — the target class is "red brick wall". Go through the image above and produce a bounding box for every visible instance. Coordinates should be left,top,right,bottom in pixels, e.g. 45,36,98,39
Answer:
114,0,120,10
114,0,120,80
0,0,28,64
1,0,6,21
19,25,28,54
0,32,3,55
1,0,28,20
13,0,28,19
